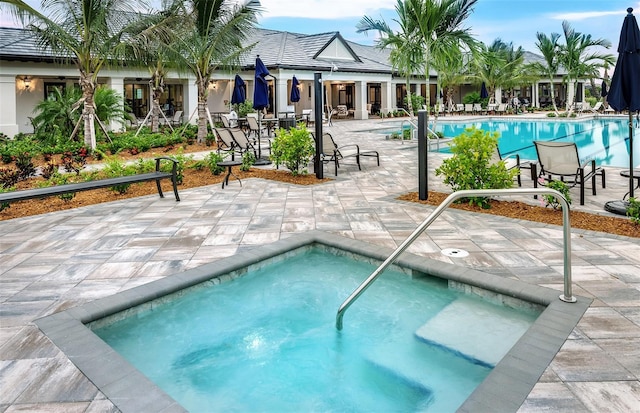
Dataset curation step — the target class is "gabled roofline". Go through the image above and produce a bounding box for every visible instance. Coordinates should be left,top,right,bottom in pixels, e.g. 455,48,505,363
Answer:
312,32,362,63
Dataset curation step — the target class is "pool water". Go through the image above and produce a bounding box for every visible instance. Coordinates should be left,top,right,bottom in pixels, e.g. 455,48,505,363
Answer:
93,248,539,412
381,118,639,168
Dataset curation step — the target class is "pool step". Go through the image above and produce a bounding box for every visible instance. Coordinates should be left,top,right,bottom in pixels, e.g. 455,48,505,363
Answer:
414,296,534,367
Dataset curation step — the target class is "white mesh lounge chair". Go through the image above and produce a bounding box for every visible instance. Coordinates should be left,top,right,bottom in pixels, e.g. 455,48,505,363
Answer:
230,127,270,158
214,128,242,160
491,145,527,187
590,101,603,113
533,140,606,205
311,132,379,176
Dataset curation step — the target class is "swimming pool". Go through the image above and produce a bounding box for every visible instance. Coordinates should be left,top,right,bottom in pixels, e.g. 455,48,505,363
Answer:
35,231,591,413
378,118,639,168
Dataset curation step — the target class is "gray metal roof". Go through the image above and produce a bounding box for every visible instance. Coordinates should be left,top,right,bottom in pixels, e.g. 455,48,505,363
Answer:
0,25,548,77
0,25,398,74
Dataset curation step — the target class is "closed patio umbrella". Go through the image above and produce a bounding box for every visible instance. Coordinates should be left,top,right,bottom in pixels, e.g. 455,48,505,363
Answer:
253,56,271,164
231,74,245,105
607,7,640,204
601,80,608,98
290,76,301,103
480,82,489,100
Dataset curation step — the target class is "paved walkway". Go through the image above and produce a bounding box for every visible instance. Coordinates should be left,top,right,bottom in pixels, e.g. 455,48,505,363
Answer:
1,116,639,412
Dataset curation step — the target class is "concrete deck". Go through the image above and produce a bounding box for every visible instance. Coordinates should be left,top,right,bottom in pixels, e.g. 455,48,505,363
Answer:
1,115,639,412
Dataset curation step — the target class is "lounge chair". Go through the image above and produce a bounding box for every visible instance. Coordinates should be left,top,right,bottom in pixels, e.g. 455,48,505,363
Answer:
495,103,506,115
311,132,379,176
336,105,349,119
491,145,527,187
300,109,313,126
230,127,270,158
464,104,474,115
170,110,183,126
590,101,603,113
472,103,483,115
246,115,269,140
532,140,606,205
214,128,241,160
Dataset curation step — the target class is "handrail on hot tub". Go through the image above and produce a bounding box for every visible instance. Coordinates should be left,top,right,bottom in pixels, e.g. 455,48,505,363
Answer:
335,188,577,331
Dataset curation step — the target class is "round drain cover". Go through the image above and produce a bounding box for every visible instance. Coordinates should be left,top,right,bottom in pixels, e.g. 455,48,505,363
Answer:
441,248,469,258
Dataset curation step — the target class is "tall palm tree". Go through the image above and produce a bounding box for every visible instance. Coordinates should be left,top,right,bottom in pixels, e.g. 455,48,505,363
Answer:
498,40,528,108
529,32,562,113
470,39,513,104
357,0,423,116
163,0,260,143
3,0,157,149
558,21,614,112
405,0,479,109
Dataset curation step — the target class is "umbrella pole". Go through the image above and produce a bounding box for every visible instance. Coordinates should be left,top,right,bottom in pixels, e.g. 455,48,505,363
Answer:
630,111,635,199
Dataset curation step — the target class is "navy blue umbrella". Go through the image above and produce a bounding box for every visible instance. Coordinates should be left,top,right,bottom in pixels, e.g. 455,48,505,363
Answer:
252,56,270,163
607,7,640,199
290,76,300,103
601,80,608,98
253,56,270,110
480,82,489,99
231,75,245,105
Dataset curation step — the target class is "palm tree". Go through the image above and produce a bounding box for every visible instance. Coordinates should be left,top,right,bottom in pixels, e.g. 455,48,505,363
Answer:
357,0,423,116
405,0,479,109
470,39,513,105
558,21,614,113
498,40,527,109
163,0,260,143
529,32,562,113
3,0,157,149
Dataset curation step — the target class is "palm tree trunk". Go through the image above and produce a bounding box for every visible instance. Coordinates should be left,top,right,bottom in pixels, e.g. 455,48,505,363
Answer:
549,78,559,114
197,79,208,144
79,73,97,149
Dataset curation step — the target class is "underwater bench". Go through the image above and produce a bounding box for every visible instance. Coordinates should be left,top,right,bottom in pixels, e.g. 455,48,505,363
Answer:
0,156,181,206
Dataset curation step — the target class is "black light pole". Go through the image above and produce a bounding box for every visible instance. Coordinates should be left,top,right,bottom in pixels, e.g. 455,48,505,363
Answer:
314,72,323,179
418,110,428,200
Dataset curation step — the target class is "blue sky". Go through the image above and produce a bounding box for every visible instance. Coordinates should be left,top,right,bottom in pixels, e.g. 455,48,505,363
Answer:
256,0,640,54
2,0,639,55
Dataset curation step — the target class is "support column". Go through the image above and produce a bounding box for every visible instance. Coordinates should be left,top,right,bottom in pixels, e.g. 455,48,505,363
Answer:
184,80,198,125
107,76,125,132
381,81,393,115
353,81,368,120
276,76,288,115
0,75,19,137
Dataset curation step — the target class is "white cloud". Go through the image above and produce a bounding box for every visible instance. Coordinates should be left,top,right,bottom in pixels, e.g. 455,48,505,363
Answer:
549,2,640,21
258,0,396,19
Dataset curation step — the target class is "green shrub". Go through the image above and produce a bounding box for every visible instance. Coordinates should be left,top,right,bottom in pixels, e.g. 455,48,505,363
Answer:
627,197,640,224
542,180,572,210
241,151,255,171
206,152,226,175
462,91,481,104
403,93,425,114
546,112,557,118
435,127,518,208
38,173,76,201
102,158,135,194
270,125,315,176
235,101,255,118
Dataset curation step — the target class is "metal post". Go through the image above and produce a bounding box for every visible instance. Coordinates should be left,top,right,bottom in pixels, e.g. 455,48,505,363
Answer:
418,110,428,200
629,112,634,199
314,72,323,179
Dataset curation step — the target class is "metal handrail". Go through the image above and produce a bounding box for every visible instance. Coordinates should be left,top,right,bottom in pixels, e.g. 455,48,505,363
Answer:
335,188,577,330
